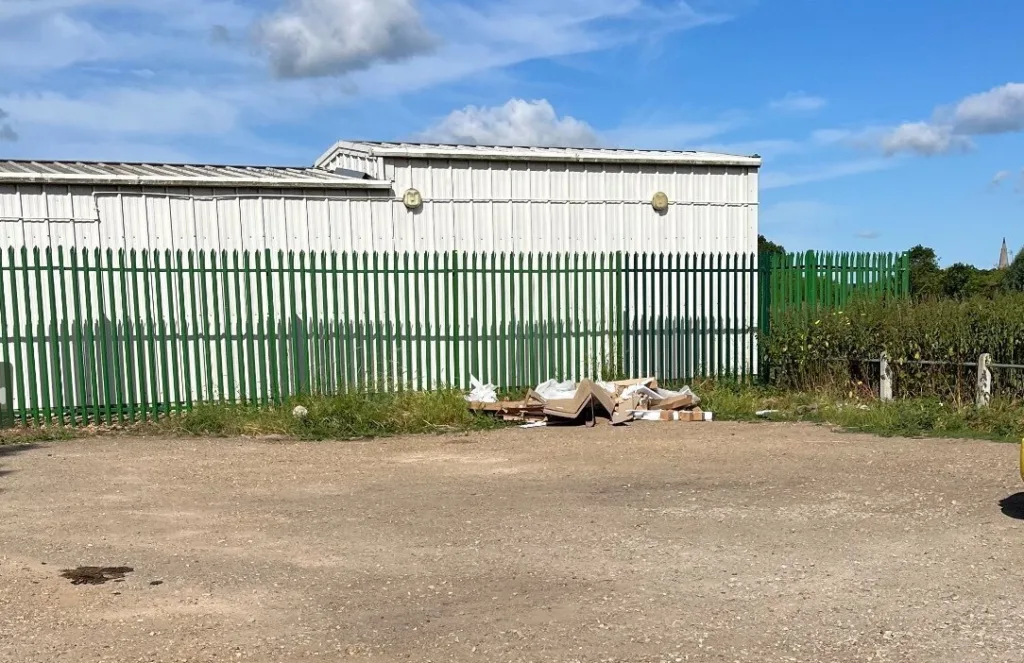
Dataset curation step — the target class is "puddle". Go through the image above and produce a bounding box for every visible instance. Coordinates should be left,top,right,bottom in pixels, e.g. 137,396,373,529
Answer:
60,566,134,585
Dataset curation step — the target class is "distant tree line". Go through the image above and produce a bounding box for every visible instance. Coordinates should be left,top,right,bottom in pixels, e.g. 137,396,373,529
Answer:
908,245,1024,299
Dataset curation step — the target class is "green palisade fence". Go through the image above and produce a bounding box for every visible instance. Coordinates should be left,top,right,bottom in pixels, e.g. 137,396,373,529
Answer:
763,250,910,313
0,247,907,426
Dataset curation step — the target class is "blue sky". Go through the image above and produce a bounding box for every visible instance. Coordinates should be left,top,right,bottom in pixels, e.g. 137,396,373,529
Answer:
0,0,1022,266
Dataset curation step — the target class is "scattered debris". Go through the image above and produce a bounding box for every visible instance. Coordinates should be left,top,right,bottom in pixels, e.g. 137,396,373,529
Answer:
469,377,710,427
149,580,164,586
756,409,780,418
466,376,498,404
60,566,134,585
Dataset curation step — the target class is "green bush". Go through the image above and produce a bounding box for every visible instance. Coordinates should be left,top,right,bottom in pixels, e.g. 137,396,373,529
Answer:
764,294,1024,401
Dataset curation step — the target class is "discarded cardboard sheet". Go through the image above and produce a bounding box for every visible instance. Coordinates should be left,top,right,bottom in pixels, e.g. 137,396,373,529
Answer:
467,376,710,427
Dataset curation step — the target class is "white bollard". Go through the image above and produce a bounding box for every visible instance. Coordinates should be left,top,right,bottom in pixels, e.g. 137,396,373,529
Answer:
879,352,893,402
976,353,992,408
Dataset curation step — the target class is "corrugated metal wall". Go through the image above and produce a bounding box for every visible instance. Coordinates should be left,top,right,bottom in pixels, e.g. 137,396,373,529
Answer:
0,157,757,256
381,157,757,254
0,185,400,254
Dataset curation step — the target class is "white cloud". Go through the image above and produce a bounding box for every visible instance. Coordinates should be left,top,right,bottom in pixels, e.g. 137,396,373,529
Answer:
878,122,972,157
875,82,1024,156
991,170,1012,188
422,98,599,147
761,158,895,190
0,89,239,136
856,231,880,240
0,12,112,72
951,82,1024,135
770,92,827,113
0,0,733,162
255,0,437,79
421,98,746,150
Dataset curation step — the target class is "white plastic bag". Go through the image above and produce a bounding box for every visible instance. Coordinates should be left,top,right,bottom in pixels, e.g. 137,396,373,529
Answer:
534,379,578,401
466,376,498,403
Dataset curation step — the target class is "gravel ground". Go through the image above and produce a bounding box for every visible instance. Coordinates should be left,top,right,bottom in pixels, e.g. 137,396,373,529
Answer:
1,423,1023,662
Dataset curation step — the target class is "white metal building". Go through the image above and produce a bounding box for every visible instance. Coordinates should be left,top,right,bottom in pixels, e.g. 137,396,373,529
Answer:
0,144,761,418
0,142,760,255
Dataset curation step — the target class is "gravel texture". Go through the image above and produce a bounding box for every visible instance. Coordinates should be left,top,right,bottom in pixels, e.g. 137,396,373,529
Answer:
1,423,1023,662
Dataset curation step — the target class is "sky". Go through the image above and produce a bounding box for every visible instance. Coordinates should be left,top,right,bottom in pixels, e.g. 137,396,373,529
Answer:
0,0,1022,267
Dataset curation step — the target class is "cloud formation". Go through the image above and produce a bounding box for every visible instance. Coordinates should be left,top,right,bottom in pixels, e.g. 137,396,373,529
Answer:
879,121,972,156
855,231,880,240
878,82,1024,156
770,92,827,113
422,98,600,147
0,0,732,162
991,170,1012,188
761,158,894,190
0,107,16,142
255,0,437,79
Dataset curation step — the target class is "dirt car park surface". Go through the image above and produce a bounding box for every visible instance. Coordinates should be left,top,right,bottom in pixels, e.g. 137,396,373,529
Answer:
2,423,1024,663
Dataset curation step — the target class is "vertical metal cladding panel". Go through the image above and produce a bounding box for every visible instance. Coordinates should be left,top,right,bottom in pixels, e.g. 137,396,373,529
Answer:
0,185,24,246
304,190,331,250
189,189,220,254
490,163,513,253
145,192,174,251
282,194,310,252
259,193,289,253
45,187,74,247
238,192,267,251
368,188,395,252
214,190,244,252
69,187,99,248
19,185,51,249
466,161,492,251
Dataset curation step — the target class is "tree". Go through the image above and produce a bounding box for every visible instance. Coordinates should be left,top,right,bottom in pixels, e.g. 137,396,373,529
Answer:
758,235,786,255
908,244,942,298
941,263,979,299
1005,248,1024,292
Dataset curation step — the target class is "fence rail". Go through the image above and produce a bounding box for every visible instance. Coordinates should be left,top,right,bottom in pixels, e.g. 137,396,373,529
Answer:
0,247,770,426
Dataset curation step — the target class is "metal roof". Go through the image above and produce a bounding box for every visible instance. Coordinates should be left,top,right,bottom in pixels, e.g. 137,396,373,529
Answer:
316,140,762,168
0,160,393,189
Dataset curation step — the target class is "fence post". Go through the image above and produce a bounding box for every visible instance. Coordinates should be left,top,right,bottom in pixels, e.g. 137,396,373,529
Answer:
879,352,893,402
757,252,773,384
0,361,11,429
977,353,992,408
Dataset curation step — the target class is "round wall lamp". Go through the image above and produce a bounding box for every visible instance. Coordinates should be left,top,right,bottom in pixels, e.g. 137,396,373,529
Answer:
651,191,670,213
403,188,423,210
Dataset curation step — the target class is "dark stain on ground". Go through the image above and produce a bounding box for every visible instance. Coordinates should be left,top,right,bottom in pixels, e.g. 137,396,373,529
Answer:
1000,493,1024,520
60,566,134,585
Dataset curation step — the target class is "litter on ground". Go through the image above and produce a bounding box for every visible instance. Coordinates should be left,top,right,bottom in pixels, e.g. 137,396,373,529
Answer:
467,377,710,427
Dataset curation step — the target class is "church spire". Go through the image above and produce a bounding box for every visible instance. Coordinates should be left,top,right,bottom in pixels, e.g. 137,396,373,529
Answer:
999,238,1010,270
